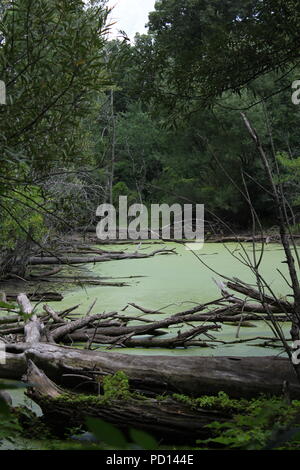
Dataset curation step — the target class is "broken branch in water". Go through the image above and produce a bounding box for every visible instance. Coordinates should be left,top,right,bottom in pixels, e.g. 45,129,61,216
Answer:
26,248,177,266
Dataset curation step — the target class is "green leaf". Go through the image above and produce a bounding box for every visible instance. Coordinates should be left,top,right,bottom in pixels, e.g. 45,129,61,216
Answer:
0,383,28,390
0,398,10,417
0,301,16,310
129,428,158,450
86,417,127,448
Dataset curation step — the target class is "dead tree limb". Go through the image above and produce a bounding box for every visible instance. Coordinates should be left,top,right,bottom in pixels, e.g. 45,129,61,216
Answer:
27,249,176,266
17,294,43,344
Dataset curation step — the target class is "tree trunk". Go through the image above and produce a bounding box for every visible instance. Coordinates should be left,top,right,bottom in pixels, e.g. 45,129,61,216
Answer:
24,361,230,443
3,343,300,399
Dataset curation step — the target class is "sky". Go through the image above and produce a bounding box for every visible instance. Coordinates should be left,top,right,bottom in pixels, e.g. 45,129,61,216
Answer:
107,0,156,41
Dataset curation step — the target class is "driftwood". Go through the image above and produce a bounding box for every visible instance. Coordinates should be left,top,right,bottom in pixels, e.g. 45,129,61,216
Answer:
74,311,221,339
43,305,63,324
0,314,23,325
55,248,125,255
88,238,164,245
208,235,300,243
0,292,299,417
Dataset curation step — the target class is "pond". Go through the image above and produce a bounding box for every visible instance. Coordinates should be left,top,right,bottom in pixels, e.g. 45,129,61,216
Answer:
45,241,294,358
0,241,296,440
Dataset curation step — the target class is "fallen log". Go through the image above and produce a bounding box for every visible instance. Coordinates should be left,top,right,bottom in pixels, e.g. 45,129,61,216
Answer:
29,267,63,278
27,249,176,266
0,315,23,325
2,343,300,399
32,278,129,287
226,281,292,313
55,248,125,255
0,325,26,335
70,312,223,338
128,303,288,322
23,361,230,443
5,292,63,302
64,329,213,348
50,311,118,341
209,235,271,243
129,303,235,320
214,278,291,314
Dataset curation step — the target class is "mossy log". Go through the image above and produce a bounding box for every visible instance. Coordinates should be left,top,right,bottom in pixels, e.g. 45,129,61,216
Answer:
24,361,232,443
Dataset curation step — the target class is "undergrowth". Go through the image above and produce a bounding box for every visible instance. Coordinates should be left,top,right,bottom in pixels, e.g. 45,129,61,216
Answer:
2,374,300,450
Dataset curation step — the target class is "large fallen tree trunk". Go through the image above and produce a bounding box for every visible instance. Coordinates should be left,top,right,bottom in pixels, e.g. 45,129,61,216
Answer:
2,342,300,399
23,360,231,443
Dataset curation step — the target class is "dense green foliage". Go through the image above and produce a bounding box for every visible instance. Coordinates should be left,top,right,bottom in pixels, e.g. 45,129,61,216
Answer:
0,0,113,275
140,0,300,110
103,0,300,229
2,382,300,450
0,0,110,170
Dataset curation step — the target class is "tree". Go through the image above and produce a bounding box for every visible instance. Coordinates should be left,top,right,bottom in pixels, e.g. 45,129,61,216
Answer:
135,0,300,113
0,0,112,275
0,0,111,173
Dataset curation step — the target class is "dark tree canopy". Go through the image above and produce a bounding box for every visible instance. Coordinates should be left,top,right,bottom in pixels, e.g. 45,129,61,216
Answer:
139,0,300,110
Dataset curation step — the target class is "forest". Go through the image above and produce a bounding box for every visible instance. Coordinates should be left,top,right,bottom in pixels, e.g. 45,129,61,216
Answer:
1,0,300,453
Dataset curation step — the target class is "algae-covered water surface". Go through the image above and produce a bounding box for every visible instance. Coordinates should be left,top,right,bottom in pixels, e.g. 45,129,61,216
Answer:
46,242,295,358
